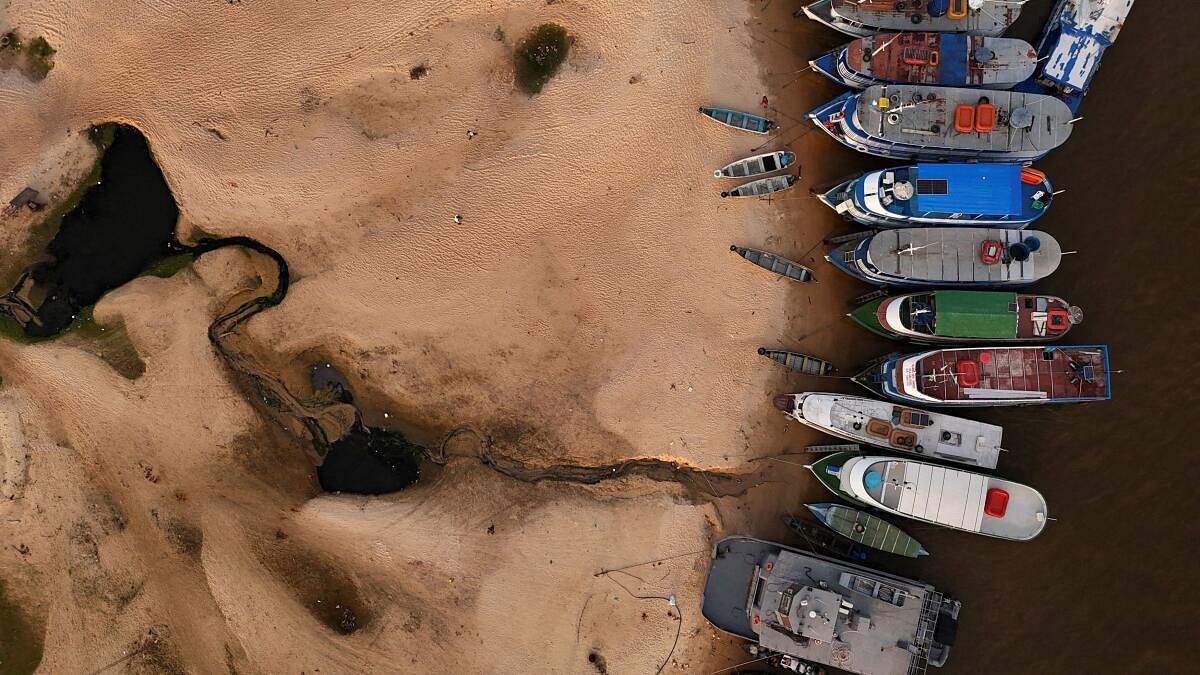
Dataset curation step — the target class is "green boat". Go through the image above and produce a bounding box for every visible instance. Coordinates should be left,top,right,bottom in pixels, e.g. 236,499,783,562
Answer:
807,503,928,558
804,452,866,506
847,290,1082,344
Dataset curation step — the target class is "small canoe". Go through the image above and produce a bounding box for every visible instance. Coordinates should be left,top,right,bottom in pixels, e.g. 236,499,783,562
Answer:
720,174,798,198
807,503,928,558
730,245,814,283
698,106,774,134
782,515,876,564
758,348,836,376
714,150,797,179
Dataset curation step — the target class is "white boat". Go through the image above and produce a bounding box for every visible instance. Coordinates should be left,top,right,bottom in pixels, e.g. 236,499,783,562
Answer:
714,150,796,179
774,392,1003,468
815,453,1049,541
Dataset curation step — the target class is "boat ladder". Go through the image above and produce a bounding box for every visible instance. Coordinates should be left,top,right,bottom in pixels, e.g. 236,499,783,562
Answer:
851,287,890,305
825,230,873,245
804,443,861,454
905,591,946,675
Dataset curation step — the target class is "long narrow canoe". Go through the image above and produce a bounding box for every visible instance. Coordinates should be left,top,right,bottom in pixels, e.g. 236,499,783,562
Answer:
730,245,815,283
715,150,797,179
698,106,774,134
807,503,928,558
721,174,798,198
758,348,836,376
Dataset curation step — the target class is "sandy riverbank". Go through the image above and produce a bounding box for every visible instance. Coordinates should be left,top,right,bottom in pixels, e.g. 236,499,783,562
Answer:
0,0,888,671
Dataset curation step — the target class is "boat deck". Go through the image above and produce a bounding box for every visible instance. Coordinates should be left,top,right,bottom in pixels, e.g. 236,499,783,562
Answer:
798,393,1003,468
861,459,1047,539
864,228,1061,285
855,85,1074,154
702,536,952,675
913,346,1109,402
846,34,1036,87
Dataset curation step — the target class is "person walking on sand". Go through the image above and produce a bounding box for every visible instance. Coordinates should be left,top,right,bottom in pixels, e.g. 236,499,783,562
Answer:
453,213,462,224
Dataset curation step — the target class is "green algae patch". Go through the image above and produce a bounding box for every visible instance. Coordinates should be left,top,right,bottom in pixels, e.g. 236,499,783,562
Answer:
513,23,570,95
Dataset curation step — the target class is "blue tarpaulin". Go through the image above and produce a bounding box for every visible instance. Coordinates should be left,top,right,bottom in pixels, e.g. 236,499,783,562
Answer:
913,164,1021,215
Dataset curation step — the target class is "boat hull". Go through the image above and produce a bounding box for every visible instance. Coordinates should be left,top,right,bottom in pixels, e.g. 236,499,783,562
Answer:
814,34,1037,90
849,291,1080,344
803,0,1018,38
805,452,867,505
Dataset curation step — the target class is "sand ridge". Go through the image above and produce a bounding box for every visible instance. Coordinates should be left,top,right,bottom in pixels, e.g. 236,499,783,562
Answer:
0,0,877,671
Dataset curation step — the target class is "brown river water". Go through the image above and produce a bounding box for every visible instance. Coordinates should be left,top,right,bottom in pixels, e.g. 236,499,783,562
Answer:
813,3,1199,673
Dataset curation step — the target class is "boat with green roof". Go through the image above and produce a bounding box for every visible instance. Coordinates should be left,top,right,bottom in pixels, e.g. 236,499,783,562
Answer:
849,290,1082,344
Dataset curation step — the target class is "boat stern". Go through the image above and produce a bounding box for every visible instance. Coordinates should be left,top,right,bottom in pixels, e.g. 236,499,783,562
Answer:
772,393,799,415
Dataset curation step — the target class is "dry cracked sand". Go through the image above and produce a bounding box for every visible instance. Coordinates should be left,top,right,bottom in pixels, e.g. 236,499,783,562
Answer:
0,0,885,672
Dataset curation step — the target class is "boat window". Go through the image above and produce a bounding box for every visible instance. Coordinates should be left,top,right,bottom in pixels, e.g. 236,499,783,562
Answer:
902,294,935,334
763,156,777,171
916,179,948,195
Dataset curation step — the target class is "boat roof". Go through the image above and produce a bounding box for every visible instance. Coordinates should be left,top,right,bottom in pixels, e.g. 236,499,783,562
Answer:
855,85,1074,154
846,457,1047,539
828,0,1019,34
933,290,1017,338
865,228,1062,284
702,536,954,675
1042,0,1134,91
848,34,1036,87
911,164,1021,215
798,392,1002,468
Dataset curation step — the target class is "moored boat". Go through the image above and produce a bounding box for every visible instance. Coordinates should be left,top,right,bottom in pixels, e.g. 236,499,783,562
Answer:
721,174,798,198
818,164,1054,229
850,290,1083,344
803,0,1021,37
807,85,1075,163
731,245,815,283
759,349,836,376
774,392,1003,468
854,345,1112,406
699,106,774,134
702,535,962,674
1018,0,1136,112
783,514,878,563
808,453,1048,540
715,150,796,179
811,33,1037,90
806,503,928,558
826,228,1063,289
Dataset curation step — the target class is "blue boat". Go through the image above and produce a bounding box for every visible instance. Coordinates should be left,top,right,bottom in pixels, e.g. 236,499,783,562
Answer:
826,228,1063,288
810,32,1037,90
853,345,1112,407
1016,0,1136,113
807,85,1075,163
698,106,773,134
818,164,1053,229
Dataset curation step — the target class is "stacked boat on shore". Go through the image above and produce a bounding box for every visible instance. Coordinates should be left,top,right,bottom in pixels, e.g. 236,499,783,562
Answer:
703,3,1134,673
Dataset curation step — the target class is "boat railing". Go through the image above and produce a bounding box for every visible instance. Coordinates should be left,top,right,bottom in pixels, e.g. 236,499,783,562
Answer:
905,590,946,675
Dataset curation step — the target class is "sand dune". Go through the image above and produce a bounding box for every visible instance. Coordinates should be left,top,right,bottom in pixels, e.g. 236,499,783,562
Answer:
0,0,863,671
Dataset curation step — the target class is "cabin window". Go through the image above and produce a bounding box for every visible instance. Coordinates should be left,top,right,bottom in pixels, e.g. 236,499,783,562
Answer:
899,409,932,428
916,179,948,195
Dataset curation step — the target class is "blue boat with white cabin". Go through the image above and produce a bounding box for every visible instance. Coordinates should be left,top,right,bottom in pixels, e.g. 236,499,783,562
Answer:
827,228,1063,288
818,164,1054,229
810,32,1037,90
1016,0,1136,113
802,0,1022,38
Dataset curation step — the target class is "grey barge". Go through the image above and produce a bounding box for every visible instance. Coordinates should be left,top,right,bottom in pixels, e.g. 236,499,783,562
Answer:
702,535,961,674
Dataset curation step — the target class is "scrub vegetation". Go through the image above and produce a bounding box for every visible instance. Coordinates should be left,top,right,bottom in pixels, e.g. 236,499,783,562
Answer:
513,23,571,95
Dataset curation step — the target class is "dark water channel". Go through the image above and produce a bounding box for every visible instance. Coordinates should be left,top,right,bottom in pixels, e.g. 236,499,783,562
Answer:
1,123,423,495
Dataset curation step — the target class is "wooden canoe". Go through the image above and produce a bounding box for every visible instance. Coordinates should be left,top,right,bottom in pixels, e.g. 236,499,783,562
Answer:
698,106,774,134
758,348,836,376
720,174,799,198
730,245,814,283
807,503,929,558
714,150,797,179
